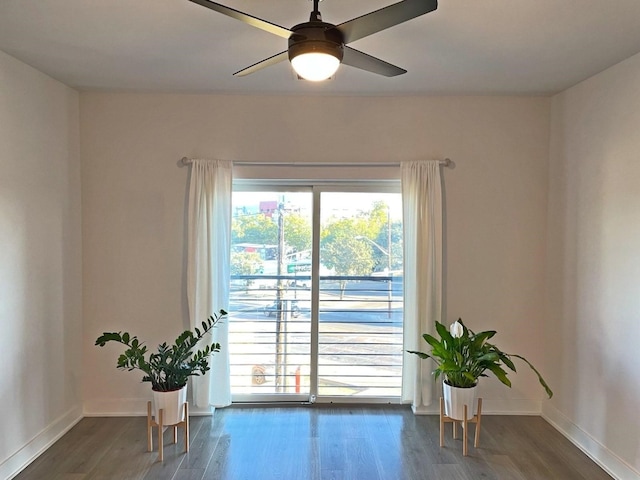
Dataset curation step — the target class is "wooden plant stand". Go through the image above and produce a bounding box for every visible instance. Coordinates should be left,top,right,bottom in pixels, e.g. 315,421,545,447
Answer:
146,401,189,462
439,397,483,456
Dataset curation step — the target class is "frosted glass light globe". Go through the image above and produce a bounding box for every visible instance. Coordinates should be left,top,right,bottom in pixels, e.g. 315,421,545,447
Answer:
291,52,340,81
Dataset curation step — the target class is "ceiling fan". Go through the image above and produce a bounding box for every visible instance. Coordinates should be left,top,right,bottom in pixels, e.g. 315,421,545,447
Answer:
188,0,438,81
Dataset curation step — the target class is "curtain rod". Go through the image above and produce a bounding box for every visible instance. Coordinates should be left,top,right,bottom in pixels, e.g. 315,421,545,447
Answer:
180,157,451,168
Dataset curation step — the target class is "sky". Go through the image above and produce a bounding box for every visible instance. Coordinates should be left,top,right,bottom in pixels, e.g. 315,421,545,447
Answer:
232,191,402,221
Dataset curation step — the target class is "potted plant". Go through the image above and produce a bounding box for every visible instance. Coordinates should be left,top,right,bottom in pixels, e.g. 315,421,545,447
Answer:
95,309,227,424
408,319,552,420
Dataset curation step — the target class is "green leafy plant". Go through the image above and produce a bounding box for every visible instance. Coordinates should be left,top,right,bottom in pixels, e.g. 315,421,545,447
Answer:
95,309,227,392
408,319,552,398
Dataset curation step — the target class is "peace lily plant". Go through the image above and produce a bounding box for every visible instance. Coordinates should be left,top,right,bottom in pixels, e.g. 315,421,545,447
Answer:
408,319,553,398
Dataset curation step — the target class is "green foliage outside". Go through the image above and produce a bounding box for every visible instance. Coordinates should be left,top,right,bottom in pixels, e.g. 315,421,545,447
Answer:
232,211,311,254
320,216,377,298
366,201,391,238
321,201,400,276
231,251,263,289
283,213,312,253
231,199,401,283
321,217,375,275
232,214,277,245
372,219,403,272
231,251,263,276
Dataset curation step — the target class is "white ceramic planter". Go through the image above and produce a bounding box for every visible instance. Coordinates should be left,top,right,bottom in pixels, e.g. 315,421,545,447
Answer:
152,385,187,425
443,381,478,421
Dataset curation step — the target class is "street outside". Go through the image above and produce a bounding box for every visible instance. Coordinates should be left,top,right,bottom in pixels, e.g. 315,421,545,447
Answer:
228,278,403,398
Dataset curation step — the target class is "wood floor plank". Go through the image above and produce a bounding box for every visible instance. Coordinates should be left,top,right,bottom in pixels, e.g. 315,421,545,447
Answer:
485,454,528,480
16,417,134,479
430,463,474,480
82,417,155,480
51,474,87,480
13,406,613,480
173,417,219,472
172,469,205,480
201,434,232,479
366,409,417,480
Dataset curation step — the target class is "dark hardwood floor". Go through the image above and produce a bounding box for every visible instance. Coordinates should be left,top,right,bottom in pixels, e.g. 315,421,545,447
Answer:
14,406,612,480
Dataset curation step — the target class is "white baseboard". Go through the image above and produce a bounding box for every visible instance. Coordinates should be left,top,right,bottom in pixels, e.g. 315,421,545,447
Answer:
1,405,83,480
542,404,640,480
411,397,541,416
83,398,214,417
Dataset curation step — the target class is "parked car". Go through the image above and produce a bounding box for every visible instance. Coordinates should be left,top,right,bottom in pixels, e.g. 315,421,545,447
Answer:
288,279,310,288
263,300,300,318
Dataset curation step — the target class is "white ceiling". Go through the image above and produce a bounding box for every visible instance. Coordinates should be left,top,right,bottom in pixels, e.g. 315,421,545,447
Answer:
1,0,639,96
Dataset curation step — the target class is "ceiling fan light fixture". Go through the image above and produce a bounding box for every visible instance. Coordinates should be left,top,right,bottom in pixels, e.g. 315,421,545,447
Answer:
291,51,341,81
288,32,344,82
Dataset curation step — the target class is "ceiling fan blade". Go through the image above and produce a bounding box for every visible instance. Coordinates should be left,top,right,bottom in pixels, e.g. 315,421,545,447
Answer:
341,46,406,77
337,0,437,44
233,51,289,77
188,0,293,39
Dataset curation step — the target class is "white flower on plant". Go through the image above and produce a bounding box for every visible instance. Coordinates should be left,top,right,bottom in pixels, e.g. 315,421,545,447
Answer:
450,320,464,338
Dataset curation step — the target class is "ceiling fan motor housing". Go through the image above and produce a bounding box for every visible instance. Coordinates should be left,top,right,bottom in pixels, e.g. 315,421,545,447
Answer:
288,22,345,63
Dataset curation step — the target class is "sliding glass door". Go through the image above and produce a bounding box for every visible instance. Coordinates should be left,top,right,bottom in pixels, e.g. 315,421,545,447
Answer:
228,186,403,403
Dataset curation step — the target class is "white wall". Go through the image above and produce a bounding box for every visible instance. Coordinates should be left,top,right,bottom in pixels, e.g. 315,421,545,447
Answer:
545,52,640,479
80,93,552,416
0,51,82,478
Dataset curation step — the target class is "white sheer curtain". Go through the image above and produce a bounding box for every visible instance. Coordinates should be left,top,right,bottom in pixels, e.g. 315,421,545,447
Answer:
401,160,443,413
186,159,233,408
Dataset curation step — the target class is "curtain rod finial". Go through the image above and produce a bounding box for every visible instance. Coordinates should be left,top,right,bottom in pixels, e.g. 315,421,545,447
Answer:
180,157,191,167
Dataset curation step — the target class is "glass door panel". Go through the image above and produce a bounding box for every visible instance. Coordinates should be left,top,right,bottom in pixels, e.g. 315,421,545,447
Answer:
228,188,403,403
229,191,312,401
317,192,403,400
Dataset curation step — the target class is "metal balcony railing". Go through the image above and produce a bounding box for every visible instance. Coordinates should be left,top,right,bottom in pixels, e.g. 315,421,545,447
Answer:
228,274,403,399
